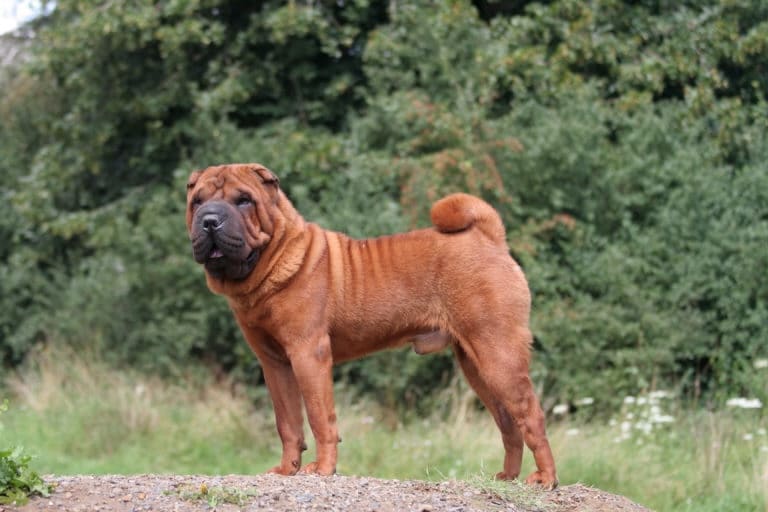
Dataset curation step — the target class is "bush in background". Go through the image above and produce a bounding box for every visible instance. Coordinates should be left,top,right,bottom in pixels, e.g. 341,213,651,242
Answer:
0,0,766,412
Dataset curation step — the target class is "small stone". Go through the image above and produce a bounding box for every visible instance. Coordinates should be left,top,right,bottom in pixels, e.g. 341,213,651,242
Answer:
296,493,314,503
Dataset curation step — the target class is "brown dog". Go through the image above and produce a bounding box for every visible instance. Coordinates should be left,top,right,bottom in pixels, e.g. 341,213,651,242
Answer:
185,163,558,488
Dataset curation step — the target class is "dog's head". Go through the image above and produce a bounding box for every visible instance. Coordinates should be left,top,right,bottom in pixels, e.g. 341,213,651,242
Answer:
186,163,280,281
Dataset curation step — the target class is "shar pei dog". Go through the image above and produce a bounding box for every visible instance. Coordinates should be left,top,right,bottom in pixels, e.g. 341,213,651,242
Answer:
185,163,558,488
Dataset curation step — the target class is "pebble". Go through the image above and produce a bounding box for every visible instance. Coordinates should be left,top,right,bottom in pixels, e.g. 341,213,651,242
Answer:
295,493,315,503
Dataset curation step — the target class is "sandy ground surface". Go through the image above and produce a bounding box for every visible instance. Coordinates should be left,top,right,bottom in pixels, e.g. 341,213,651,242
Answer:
5,474,651,512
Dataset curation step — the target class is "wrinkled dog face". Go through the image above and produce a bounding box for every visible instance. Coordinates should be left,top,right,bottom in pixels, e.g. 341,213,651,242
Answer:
186,164,279,281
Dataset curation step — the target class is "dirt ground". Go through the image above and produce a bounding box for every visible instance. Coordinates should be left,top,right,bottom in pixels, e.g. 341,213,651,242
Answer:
6,474,651,512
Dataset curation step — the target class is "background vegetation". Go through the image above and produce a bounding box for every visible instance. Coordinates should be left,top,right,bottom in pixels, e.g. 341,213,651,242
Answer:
0,0,767,509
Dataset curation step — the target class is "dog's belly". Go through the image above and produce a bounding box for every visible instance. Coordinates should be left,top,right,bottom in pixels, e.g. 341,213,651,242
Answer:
329,334,408,363
329,325,452,363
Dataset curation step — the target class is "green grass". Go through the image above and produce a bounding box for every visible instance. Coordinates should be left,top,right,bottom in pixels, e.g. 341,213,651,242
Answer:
549,413,767,512
2,348,766,511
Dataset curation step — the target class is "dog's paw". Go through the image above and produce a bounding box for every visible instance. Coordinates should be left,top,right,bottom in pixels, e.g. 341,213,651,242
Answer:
524,470,558,490
266,464,299,476
298,461,336,476
494,471,520,481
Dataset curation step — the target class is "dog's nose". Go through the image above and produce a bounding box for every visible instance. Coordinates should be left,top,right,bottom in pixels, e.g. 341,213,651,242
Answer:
202,213,223,232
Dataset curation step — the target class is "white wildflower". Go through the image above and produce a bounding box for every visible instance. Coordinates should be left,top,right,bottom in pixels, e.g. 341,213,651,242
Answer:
636,421,652,435
757,428,766,436
726,398,763,409
623,396,636,405
754,359,768,369
575,397,594,406
649,390,671,400
743,433,754,441
566,428,580,436
552,404,569,415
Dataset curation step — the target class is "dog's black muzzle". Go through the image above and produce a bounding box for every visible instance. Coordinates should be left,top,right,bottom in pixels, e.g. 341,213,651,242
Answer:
189,201,261,280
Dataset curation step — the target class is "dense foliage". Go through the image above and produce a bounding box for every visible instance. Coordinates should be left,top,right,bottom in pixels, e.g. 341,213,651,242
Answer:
1,0,766,413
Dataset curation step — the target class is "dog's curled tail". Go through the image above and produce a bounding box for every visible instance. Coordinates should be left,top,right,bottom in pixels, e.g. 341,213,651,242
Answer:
430,193,506,246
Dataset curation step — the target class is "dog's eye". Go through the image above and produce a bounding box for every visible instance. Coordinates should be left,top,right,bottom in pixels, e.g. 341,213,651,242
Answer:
190,197,202,209
236,195,253,207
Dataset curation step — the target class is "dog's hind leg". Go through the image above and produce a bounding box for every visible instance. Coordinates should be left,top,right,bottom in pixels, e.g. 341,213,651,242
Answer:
456,329,558,489
453,344,524,481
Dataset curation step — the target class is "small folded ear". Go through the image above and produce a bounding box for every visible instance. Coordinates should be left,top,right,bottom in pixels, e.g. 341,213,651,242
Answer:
251,164,280,189
186,169,203,192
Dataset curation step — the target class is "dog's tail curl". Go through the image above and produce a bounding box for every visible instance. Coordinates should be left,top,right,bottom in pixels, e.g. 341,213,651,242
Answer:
430,193,506,246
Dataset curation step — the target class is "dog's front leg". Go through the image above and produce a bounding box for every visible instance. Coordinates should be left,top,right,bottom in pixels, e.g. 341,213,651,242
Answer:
243,328,307,476
259,357,307,475
286,333,338,475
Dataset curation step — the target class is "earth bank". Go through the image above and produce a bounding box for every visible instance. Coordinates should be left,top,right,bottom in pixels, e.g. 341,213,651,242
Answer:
8,474,651,512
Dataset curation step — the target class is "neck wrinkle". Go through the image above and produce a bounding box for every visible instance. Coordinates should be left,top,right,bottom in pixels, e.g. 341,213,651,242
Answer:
226,194,308,307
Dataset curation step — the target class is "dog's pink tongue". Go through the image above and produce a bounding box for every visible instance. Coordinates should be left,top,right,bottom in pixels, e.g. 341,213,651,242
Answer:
210,248,224,258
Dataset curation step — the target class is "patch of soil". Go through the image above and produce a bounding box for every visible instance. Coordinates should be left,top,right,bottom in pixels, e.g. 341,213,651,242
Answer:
7,474,651,512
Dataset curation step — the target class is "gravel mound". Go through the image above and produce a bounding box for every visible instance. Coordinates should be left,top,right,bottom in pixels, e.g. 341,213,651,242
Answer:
8,474,651,512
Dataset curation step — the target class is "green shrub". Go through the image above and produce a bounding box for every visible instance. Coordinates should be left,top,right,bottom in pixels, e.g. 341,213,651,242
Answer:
0,400,51,505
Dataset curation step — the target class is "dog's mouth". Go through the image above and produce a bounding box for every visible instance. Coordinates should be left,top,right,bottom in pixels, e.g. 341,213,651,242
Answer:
209,246,225,259
202,243,262,281
203,243,260,264
192,229,246,264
